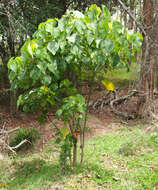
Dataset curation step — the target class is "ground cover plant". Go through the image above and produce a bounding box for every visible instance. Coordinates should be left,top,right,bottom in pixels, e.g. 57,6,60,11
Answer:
1,124,158,190
9,127,39,151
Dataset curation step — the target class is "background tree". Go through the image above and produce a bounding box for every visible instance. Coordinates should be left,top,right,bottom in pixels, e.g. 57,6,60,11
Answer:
117,0,158,119
137,0,158,118
0,0,67,114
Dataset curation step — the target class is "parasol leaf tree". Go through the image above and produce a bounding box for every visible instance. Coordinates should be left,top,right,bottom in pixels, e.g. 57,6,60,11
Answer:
8,4,142,166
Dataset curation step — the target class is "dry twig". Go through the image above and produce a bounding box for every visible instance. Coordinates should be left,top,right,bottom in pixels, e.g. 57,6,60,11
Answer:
0,125,30,153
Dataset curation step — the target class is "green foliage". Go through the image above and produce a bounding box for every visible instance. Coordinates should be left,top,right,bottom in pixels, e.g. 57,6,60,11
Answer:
55,94,86,167
8,4,142,113
118,141,136,156
9,127,39,151
150,132,158,145
59,134,73,170
17,86,55,114
56,94,86,122
8,4,142,165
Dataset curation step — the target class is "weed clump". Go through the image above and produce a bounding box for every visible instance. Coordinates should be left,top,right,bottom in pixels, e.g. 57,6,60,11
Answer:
118,142,136,156
9,127,39,151
150,132,158,145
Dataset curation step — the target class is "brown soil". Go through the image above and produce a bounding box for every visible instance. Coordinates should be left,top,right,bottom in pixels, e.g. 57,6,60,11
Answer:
0,88,141,152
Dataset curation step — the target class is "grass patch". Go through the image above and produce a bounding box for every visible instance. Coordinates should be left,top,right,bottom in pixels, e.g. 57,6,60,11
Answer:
106,63,140,81
1,125,158,190
105,63,140,88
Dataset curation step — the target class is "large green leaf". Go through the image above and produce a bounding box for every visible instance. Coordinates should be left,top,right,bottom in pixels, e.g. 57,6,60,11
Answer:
111,53,121,67
101,5,111,19
75,20,86,34
48,59,59,79
59,40,66,50
112,21,123,33
60,126,70,140
58,17,66,31
45,23,54,35
60,79,72,88
45,19,57,34
48,63,56,73
101,40,114,54
65,55,74,63
52,28,60,38
37,61,47,74
38,22,45,30
42,75,52,86
67,34,77,43
35,48,50,60
86,31,94,45
47,41,59,55
88,4,101,20
70,45,79,55
8,57,21,73
30,67,41,81
9,62,18,73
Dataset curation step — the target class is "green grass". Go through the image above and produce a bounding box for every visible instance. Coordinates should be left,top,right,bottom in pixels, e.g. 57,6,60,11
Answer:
1,124,158,190
105,63,140,88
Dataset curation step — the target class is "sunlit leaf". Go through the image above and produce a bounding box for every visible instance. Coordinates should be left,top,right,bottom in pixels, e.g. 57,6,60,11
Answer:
101,40,114,54
101,5,111,18
60,126,70,140
102,80,115,91
38,22,45,29
47,41,59,55
42,75,52,85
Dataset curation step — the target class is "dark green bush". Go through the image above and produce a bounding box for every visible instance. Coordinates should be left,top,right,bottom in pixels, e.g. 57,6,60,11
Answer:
9,127,39,151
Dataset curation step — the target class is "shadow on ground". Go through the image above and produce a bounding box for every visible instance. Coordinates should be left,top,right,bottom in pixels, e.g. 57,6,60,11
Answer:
5,158,114,190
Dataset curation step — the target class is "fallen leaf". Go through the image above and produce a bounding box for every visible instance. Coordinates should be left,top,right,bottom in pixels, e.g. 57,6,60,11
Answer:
102,80,115,91
150,165,154,170
0,184,6,187
35,164,39,169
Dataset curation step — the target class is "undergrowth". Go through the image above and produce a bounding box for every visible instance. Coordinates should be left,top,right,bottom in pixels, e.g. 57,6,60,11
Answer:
1,124,158,190
9,127,39,151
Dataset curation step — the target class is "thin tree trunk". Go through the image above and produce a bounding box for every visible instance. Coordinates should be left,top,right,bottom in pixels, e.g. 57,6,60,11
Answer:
128,0,135,30
10,90,17,116
73,139,77,165
128,0,135,65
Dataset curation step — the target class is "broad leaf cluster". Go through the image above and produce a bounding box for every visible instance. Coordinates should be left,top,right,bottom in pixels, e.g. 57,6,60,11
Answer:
8,4,142,115
8,4,142,165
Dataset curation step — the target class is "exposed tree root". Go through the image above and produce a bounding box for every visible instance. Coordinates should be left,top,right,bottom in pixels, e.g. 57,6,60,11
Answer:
110,90,139,120
88,89,146,120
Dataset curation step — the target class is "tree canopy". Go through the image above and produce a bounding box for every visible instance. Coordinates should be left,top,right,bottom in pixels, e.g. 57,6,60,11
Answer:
8,4,142,116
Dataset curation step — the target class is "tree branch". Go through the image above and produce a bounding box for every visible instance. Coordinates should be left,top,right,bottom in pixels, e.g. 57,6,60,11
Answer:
117,0,146,36
10,139,31,150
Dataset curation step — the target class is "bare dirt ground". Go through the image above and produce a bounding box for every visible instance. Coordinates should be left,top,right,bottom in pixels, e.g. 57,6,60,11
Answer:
0,88,142,152
0,108,114,149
